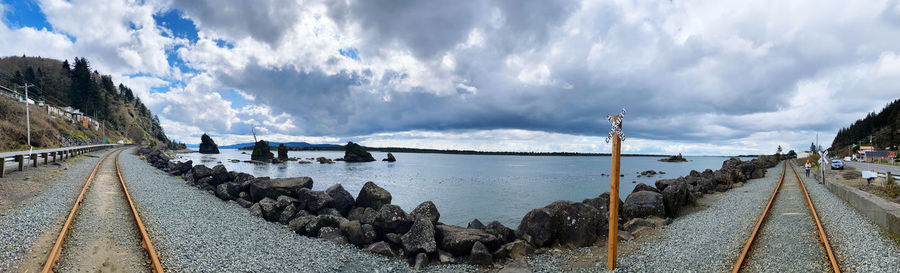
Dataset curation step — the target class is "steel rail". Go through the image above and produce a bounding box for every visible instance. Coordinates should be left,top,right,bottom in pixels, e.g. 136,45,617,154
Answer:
789,162,841,273
41,147,123,273
115,149,164,272
41,147,163,272
732,161,841,273
731,162,786,273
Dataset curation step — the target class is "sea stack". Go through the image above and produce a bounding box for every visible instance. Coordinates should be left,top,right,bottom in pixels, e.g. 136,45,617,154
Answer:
251,140,275,161
278,144,288,160
199,133,220,154
382,152,396,162
343,142,375,162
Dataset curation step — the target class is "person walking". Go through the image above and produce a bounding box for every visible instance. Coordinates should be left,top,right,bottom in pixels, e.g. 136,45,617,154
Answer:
805,160,811,177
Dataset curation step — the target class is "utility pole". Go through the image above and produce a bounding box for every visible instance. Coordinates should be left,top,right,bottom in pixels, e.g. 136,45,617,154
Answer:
17,83,34,153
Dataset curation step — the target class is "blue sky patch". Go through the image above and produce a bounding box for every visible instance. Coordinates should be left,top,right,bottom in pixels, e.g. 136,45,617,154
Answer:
221,89,251,108
153,9,198,43
3,0,52,30
339,48,360,61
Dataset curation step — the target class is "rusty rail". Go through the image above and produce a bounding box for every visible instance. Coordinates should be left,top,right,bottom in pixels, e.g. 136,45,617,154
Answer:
731,161,841,273
789,162,840,273
732,162,786,273
41,148,163,272
115,149,164,272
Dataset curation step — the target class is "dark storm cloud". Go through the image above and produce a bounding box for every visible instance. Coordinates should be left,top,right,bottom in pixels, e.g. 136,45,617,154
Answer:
172,0,900,145
169,0,302,45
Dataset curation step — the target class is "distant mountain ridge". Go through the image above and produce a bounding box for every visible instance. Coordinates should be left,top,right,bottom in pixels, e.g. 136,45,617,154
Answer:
186,141,340,149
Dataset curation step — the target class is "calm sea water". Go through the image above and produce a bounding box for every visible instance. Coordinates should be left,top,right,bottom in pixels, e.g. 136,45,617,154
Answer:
173,149,749,227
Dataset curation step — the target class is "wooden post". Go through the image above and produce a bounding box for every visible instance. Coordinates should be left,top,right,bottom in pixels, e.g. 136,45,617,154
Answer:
608,114,623,270
42,153,48,165
32,154,37,167
16,155,24,171
0,158,5,177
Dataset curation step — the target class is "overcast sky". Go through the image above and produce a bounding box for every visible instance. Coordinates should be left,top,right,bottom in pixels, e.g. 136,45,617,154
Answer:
2,0,898,155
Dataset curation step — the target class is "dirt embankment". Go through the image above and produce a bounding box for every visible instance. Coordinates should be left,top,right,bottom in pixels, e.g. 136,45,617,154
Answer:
0,97,109,152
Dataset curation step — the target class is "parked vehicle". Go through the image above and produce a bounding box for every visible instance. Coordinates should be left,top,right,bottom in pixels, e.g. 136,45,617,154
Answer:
843,156,852,162
830,159,844,170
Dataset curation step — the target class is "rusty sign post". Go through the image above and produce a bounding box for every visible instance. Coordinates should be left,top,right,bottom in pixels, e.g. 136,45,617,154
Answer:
606,108,626,270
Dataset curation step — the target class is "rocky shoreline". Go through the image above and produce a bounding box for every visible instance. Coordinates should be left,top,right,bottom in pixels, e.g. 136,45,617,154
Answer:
137,147,780,269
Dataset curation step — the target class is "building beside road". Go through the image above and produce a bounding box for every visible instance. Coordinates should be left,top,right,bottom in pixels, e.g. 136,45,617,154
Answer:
863,150,897,163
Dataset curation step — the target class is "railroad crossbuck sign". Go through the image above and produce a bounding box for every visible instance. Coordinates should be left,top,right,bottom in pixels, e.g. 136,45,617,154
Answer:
605,108,626,270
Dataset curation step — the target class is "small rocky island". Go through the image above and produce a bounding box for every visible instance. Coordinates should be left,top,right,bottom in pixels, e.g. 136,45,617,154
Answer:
658,153,687,162
277,144,288,161
198,133,220,154
343,142,376,162
251,140,275,161
383,152,396,162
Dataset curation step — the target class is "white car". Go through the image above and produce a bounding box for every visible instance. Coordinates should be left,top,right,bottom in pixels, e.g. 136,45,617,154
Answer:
830,159,844,170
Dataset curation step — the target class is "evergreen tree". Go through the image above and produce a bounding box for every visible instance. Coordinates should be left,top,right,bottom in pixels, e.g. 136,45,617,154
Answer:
12,70,24,86
61,59,71,73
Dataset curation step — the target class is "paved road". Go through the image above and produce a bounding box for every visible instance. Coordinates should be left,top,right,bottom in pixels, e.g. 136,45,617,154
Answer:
843,161,900,174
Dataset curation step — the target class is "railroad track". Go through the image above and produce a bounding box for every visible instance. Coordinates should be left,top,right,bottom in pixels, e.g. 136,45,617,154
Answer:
732,161,840,273
41,147,163,273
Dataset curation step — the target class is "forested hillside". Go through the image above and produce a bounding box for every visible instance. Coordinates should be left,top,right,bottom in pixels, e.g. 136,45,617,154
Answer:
829,99,900,155
0,55,177,151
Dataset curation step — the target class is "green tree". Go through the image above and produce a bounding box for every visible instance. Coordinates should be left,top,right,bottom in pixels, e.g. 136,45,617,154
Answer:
787,150,797,158
810,142,817,154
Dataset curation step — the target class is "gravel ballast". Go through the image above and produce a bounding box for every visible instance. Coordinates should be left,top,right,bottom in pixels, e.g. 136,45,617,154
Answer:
0,149,107,272
742,164,827,272
56,150,150,272
118,148,427,272
798,163,900,273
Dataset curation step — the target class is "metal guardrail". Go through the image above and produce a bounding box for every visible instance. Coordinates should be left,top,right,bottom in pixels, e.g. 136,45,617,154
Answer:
0,144,117,177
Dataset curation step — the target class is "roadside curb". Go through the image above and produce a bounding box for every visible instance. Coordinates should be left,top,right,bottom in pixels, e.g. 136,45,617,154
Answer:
822,178,900,236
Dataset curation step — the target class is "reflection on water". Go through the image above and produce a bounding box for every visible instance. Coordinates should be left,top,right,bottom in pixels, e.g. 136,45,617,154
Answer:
174,149,750,227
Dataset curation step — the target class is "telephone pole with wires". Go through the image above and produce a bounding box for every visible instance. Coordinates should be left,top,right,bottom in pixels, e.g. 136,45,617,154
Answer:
17,83,35,153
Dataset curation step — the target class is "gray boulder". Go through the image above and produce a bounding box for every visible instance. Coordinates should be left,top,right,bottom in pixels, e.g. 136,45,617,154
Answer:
366,241,396,257
317,208,342,217
355,181,392,209
258,197,280,222
414,253,428,270
516,208,554,247
248,177,313,202
401,217,437,255
297,188,333,212
341,220,377,246
373,205,413,235
493,240,535,260
318,227,348,244
469,241,493,265
485,221,516,243
435,225,502,256
305,215,348,235
210,165,231,185
192,165,213,180
325,184,355,216
410,201,440,224
249,203,263,218
623,191,665,219
279,204,299,225
632,183,659,193
289,215,316,235
468,219,486,229
215,182,241,201
551,202,604,249
348,207,377,225
661,179,696,218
